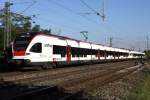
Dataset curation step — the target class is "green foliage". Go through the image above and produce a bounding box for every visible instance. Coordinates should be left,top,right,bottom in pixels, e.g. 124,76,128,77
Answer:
11,15,32,33
144,50,150,59
0,28,4,50
32,25,51,34
127,68,150,100
0,51,4,58
0,11,52,50
32,25,40,32
0,13,33,50
41,28,51,34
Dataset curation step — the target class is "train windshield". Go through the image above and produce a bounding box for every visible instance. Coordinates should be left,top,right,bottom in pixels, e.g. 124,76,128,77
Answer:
14,32,36,51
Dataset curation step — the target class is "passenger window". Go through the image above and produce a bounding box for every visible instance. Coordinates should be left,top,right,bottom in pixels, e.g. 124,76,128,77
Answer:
30,43,42,53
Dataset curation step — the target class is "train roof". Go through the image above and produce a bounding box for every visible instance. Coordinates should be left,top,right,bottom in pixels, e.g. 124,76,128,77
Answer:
17,32,144,54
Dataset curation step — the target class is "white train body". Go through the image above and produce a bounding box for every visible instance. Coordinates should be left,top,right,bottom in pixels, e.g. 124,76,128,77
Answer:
12,32,144,67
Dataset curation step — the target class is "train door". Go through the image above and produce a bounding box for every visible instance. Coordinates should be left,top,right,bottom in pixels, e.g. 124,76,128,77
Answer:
118,52,120,59
29,43,43,61
43,43,53,61
113,52,115,59
104,50,107,60
98,49,100,61
66,45,71,63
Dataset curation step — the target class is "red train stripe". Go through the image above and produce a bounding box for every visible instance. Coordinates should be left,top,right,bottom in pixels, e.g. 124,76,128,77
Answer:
14,50,25,56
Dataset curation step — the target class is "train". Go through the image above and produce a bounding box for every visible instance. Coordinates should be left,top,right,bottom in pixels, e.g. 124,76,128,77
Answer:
12,32,145,68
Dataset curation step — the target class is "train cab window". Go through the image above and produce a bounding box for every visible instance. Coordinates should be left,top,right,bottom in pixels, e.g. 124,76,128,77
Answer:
30,43,42,53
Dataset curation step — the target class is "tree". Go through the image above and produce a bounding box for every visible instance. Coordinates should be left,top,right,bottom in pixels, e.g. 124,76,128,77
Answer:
41,28,51,34
144,50,150,59
0,10,53,50
11,14,32,33
0,11,33,50
32,25,40,32
0,27,4,50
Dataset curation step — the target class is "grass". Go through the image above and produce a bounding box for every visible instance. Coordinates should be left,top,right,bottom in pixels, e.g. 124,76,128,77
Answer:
127,67,150,100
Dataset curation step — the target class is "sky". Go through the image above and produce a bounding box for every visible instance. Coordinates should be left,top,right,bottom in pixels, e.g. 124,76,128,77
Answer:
0,0,150,51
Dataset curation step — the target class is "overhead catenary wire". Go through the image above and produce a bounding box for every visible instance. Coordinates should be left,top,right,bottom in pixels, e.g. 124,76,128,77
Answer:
47,0,100,25
42,1,88,30
11,1,33,4
46,0,111,43
79,0,105,20
19,0,37,14
14,0,113,41
35,16,81,34
11,0,38,28
79,0,98,14
46,0,109,41
13,0,110,43
7,0,89,37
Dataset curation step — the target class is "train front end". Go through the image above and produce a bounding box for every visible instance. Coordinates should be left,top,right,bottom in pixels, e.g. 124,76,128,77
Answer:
12,32,36,66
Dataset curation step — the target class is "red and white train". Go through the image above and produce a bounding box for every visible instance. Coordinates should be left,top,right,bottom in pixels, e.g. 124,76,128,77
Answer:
12,32,144,68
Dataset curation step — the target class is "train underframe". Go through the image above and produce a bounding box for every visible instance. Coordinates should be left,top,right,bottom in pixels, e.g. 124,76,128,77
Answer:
12,58,144,69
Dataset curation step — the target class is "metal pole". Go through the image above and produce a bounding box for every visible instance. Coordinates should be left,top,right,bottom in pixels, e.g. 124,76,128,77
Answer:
4,1,12,50
109,37,113,47
80,31,88,42
146,36,149,50
4,2,6,50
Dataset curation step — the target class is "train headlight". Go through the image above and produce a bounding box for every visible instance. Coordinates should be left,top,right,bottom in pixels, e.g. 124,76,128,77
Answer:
25,59,31,62
25,53,30,55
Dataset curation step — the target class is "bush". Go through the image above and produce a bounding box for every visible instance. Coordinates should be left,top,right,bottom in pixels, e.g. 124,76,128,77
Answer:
144,50,150,59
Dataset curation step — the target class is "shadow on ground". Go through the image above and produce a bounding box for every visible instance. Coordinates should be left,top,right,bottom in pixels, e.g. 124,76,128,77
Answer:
0,62,41,73
0,80,87,100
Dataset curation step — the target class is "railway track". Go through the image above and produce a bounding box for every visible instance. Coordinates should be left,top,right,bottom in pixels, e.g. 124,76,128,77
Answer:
0,60,143,100
0,60,134,81
0,61,134,87
64,64,143,92
0,63,134,92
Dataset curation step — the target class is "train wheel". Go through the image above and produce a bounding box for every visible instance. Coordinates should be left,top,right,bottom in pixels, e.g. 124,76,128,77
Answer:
52,62,57,69
42,63,52,69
